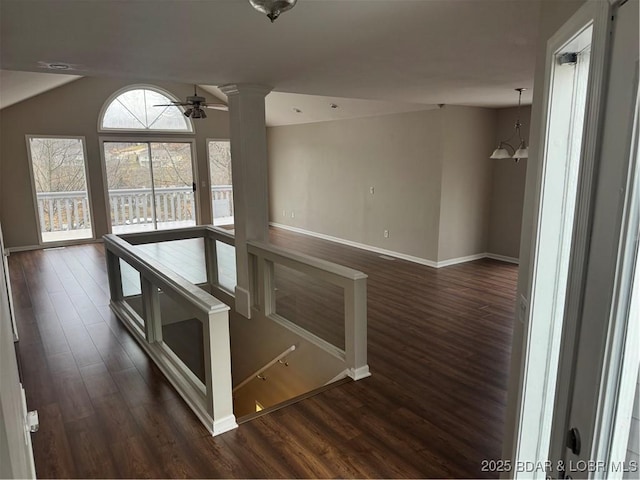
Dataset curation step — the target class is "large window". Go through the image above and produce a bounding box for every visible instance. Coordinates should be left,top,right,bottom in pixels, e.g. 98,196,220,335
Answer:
103,141,197,234
27,136,93,243
101,87,192,132
100,86,199,234
208,140,234,226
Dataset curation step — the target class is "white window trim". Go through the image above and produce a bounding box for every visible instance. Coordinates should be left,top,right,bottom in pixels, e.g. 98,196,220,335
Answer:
97,84,194,134
25,134,96,246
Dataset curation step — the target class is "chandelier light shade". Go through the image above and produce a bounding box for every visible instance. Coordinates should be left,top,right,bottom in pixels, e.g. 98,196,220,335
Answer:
489,146,513,159
490,88,529,162
249,0,297,22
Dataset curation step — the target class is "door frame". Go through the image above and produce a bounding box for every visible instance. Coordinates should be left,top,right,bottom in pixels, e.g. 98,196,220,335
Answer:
504,0,613,475
99,136,200,233
25,134,96,246
549,1,639,473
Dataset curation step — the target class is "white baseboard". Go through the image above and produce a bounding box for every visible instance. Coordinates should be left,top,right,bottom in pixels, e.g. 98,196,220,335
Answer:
485,253,520,265
436,253,487,268
270,222,520,268
6,238,101,254
5,244,42,253
270,222,439,267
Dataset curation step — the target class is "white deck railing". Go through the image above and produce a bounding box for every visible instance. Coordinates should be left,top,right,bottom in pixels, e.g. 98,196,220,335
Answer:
36,186,233,233
36,191,90,233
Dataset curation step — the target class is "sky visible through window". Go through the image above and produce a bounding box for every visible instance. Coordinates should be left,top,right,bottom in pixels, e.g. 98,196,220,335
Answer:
102,88,192,131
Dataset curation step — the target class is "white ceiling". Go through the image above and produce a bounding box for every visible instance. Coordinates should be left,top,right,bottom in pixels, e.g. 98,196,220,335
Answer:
0,0,539,123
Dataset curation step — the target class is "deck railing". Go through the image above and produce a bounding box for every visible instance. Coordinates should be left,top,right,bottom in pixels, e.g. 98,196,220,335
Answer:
36,186,233,233
36,191,91,233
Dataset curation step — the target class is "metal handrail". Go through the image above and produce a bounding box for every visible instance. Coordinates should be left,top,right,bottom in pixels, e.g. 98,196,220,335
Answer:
232,345,296,392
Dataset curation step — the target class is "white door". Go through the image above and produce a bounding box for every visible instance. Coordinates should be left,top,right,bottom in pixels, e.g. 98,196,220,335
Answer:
550,0,640,478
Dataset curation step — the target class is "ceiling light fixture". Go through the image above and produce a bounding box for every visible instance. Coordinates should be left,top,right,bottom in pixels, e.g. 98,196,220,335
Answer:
39,62,72,70
249,0,297,22
490,88,529,162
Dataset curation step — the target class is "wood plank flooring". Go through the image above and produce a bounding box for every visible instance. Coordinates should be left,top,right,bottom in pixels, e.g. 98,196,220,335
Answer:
10,227,518,478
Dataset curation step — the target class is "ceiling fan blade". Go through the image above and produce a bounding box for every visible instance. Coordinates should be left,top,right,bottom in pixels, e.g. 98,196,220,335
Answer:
153,102,189,107
203,104,229,111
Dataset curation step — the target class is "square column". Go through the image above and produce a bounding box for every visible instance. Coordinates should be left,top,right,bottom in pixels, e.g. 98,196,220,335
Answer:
219,84,272,318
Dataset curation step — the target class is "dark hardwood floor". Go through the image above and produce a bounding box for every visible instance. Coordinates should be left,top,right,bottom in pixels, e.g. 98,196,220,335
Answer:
10,228,518,478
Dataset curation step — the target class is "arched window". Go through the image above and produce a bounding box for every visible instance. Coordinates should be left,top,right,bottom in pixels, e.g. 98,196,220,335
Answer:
100,87,193,132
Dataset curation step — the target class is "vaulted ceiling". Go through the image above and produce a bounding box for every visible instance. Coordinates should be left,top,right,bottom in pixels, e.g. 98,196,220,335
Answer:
0,0,539,123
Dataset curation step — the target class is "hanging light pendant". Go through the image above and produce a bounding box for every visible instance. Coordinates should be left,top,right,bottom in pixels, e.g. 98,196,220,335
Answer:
490,88,529,162
249,0,297,22
490,146,513,159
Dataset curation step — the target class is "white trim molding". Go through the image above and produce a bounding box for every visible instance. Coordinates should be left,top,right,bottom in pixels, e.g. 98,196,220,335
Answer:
270,222,520,268
436,253,487,268
486,253,520,265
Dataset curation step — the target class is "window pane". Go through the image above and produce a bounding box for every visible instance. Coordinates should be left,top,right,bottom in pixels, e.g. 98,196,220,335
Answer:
102,99,146,129
208,140,234,226
101,88,191,131
150,143,196,229
104,142,154,234
28,137,93,242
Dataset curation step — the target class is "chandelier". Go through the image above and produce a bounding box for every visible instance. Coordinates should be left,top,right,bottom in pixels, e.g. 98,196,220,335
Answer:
490,88,529,162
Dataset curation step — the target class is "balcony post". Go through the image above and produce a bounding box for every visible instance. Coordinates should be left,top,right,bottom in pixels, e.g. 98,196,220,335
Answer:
202,309,237,434
344,277,371,380
105,249,123,303
219,84,272,319
204,235,219,287
141,276,162,343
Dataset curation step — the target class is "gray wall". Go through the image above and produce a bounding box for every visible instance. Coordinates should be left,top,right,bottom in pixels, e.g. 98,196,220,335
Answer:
268,106,499,263
438,105,496,262
268,109,444,260
487,106,531,259
0,77,229,249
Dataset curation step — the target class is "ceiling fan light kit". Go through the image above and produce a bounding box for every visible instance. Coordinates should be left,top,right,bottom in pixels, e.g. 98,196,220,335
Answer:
490,88,530,162
249,0,297,22
153,85,228,119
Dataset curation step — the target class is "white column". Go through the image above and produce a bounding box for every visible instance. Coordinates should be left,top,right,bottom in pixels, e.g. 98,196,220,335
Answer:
219,84,272,318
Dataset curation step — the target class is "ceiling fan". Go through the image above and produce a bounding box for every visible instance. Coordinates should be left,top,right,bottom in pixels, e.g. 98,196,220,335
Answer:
154,85,228,119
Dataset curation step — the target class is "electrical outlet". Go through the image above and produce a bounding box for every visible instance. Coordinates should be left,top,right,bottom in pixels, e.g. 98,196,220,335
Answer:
291,211,295,219
282,209,286,217
383,229,389,238
370,186,375,194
